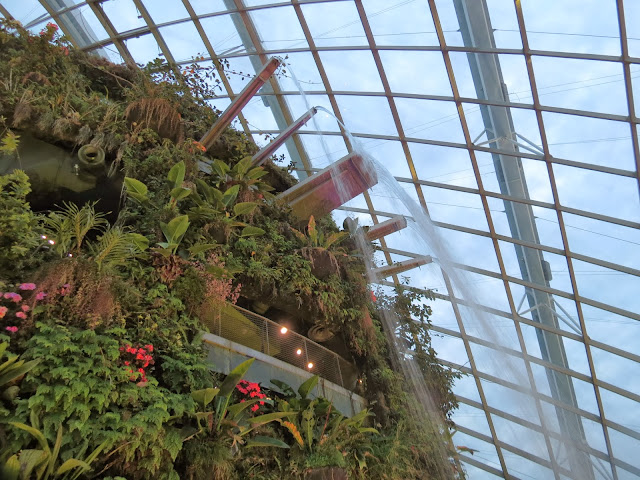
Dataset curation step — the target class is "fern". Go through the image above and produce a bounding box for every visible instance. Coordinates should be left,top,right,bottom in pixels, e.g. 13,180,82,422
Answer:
44,202,108,256
89,227,149,272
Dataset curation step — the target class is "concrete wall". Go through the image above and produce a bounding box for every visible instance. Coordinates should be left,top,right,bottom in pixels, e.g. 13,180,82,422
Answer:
202,333,367,417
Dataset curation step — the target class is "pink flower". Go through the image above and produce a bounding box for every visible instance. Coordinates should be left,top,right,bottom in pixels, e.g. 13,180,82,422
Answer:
19,283,36,291
5,326,18,333
0,306,7,319
20,305,30,312
15,312,27,319
35,292,47,301
3,293,22,303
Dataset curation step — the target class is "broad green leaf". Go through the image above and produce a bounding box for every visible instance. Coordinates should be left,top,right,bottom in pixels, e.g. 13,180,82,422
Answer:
165,215,190,244
47,426,63,476
124,177,148,195
0,342,8,359
234,156,252,177
247,167,268,180
169,187,191,201
55,458,91,475
128,233,149,251
17,450,48,479
246,436,290,449
269,379,296,398
248,411,296,426
9,422,50,454
298,375,319,399
218,358,254,397
324,232,349,250
212,159,230,177
222,184,240,207
191,387,220,407
233,202,258,217
240,226,265,238
226,399,260,420
188,243,217,256
1,454,20,480
357,427,379,435
167,160,186,188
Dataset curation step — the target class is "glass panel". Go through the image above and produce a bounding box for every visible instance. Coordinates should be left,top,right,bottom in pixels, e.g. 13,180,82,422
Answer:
200,13,250,57
432,332,468,366
592,347,640,397
250,5,308,51
451,372,482,403
103,0,147,33
277,52,325,92
520,0,621,56
477,151,554,204
319,50,385,93
396,98,464,143
491,415,550,461
381,51,452,97
581,303,639,355
300,2,369,48
480,378,542,427
553,165,640,223
562,212,640,272
141,0,188,24
363,0,439,47
625,0,640,58
485,0,523,49
422,186,490,232
160,22,207,63
411,143,479,189
5,0,48,26
189,0,227,16
433,0,464,47
499,240,574,295
334,95,397,136
125,33,162,65
601,389,640,436
241,94,279,132
573,259,640,316
608,428,640,476
542,112,635,171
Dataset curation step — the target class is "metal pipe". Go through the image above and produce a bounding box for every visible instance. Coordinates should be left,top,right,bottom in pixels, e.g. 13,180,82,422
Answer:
372,255,433,279
199,57,281,149
364,216,408,242
251,107,318,166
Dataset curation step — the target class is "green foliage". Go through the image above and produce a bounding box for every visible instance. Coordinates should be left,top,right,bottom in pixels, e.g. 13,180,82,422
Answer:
2,419,106,480
43,202,108,256
0,129,20,154
9,322,196,479
0,170,44,278
290,215,348,250
90,227,149,272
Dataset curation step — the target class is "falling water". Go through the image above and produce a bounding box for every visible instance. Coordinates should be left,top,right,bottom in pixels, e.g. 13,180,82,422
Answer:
285,64,592,478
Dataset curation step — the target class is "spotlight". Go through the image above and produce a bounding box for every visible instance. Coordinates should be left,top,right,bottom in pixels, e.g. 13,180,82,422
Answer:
48,239,55,245
67,253,73,257
280,326,288,334
358,379,363,384
296,348,302,355
41,235,47,239
307,362,313,369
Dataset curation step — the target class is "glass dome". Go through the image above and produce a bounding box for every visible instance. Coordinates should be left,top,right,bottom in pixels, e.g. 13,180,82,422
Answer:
2,1,639,478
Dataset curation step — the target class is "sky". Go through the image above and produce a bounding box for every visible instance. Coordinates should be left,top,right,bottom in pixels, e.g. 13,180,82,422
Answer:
1,0,639,478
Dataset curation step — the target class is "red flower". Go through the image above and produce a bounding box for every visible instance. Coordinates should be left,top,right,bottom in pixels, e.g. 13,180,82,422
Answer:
124,361,130,366
5,326,18,333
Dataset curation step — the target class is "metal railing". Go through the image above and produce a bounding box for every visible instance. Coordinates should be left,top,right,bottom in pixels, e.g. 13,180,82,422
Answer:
208,305,358,389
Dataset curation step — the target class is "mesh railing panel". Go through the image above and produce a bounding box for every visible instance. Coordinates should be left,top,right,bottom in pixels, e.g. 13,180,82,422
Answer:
210,304,358,390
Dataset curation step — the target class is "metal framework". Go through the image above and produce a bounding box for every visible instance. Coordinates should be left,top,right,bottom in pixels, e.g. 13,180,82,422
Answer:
2,1,639,478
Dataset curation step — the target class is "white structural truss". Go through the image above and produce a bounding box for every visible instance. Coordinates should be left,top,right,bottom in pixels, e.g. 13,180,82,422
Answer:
1,1,640,478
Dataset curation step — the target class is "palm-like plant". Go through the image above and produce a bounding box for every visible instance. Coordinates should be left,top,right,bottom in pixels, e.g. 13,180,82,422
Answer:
88,227,149,272
43,202,108,256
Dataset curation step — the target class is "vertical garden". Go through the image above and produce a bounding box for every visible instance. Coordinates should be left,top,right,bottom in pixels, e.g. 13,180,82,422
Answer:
0,20,462,479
